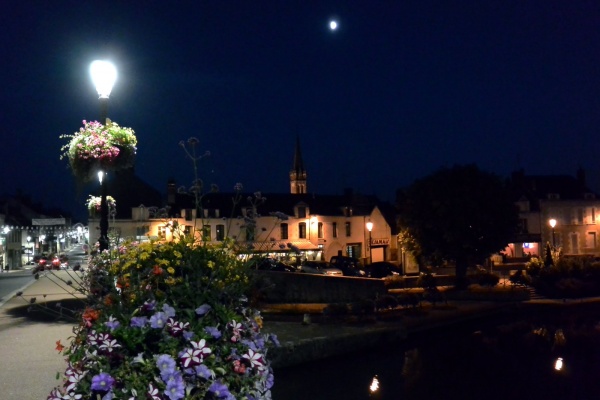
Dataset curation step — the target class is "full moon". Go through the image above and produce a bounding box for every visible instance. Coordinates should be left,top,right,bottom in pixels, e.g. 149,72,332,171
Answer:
329,20,338,31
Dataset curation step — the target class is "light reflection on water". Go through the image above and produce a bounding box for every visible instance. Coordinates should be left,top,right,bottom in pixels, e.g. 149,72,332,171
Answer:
271,306,600,400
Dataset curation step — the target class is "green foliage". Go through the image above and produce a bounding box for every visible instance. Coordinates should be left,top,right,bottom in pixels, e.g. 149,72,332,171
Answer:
543,243,554,266
509,270,531,286
470,267,500,287
397,164,519,288
525,257,543,277
531,256,600,298
417,268,437,289
49,238,277,399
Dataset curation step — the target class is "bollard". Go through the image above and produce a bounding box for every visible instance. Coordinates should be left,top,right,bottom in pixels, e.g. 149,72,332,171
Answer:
302,313,311,325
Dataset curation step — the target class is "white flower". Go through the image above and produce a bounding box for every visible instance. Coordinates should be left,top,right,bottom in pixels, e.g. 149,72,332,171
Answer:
243,348,265,370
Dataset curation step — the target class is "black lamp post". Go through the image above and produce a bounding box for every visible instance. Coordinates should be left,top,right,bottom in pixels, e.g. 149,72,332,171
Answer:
90,60,117,251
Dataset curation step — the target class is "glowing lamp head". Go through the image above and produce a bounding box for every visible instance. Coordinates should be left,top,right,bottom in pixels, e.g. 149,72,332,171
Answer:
366,221,374,232
90,60,117,99
549,218,557,229
369,375,379,393
554,357,563,371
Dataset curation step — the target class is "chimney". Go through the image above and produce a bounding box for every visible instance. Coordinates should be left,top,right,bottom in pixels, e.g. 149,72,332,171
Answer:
167,179,177,205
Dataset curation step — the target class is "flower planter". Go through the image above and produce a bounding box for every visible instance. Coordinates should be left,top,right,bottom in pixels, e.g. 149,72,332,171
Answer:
61,120,137,181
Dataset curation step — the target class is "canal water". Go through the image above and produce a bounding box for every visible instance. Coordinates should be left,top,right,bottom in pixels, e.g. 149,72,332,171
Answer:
271,304,600,400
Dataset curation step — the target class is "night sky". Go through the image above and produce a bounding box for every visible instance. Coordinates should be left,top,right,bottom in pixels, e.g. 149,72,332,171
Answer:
3,1,600,221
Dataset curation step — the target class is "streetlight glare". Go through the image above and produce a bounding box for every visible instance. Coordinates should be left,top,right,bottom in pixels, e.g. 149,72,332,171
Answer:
549,218,557,228
90,60,117,98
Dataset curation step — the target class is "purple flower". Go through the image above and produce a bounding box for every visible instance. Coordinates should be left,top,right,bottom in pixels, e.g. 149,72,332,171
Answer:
156,354,176,380
149,312,168,329
105,315,120,331
143,300,156,311
162,303,176,318
182,331,194,341
205,326,222,339
91,372,115,392
162,370,183,387
130,316,148,328
195,304,211,316
265,372,275,389
165,376,185,400
269,333,281,347
195,364,214,379
208,381,231,398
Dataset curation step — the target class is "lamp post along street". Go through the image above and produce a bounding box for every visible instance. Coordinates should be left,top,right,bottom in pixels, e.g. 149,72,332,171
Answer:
549,218,557,249
90,60,117,251
366,221,373,264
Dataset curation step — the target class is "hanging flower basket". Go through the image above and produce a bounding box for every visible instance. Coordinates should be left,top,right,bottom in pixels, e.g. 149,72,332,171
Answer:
86,195,116,217
60,120,137,181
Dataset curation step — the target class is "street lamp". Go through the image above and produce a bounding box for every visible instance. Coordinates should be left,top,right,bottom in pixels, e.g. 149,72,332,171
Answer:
366,221,373,264
27,236,32,263
90,60,117,252
549,218,557,248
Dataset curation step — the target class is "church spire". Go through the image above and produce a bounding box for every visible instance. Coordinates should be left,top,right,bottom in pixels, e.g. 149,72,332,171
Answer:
290,135,307,194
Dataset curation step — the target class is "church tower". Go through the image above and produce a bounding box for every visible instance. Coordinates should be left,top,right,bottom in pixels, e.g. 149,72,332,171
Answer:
290,136,307,194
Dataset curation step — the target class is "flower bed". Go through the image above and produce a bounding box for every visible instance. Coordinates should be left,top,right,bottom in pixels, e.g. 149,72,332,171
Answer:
49,238,278,400
60,120,137,180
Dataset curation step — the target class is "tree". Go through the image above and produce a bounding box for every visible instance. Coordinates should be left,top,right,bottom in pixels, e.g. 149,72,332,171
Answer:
397,164,519,289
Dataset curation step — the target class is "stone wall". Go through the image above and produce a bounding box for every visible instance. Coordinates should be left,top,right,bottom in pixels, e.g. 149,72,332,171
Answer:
253,271,387,303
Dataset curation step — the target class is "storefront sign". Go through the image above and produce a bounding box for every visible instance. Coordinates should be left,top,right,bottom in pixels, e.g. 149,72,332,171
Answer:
371,238,389,246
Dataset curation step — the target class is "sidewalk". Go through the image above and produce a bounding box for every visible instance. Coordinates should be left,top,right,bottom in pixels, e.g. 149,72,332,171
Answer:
0,272,514,399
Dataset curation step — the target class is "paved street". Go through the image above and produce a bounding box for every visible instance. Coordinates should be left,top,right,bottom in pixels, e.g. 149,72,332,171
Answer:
0,270,78,399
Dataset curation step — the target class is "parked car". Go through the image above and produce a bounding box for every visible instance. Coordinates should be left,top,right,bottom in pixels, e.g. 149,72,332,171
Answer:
299,261,343,276
364,261,402,278
329,256,366,277
254,258,296,273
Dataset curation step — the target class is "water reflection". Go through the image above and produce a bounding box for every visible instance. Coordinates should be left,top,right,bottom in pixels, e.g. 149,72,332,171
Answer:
272,307,600,400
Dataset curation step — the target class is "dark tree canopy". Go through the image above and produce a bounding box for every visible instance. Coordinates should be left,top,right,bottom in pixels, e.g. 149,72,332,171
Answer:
397,164,519,288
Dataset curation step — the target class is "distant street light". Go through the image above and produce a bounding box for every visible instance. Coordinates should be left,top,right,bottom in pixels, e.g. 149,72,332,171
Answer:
90,60,117,252
27,236,32,263
549,218,557,248
366,221,374,264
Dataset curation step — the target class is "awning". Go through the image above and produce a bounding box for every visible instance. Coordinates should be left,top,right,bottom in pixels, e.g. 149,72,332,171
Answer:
245,240,320,253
